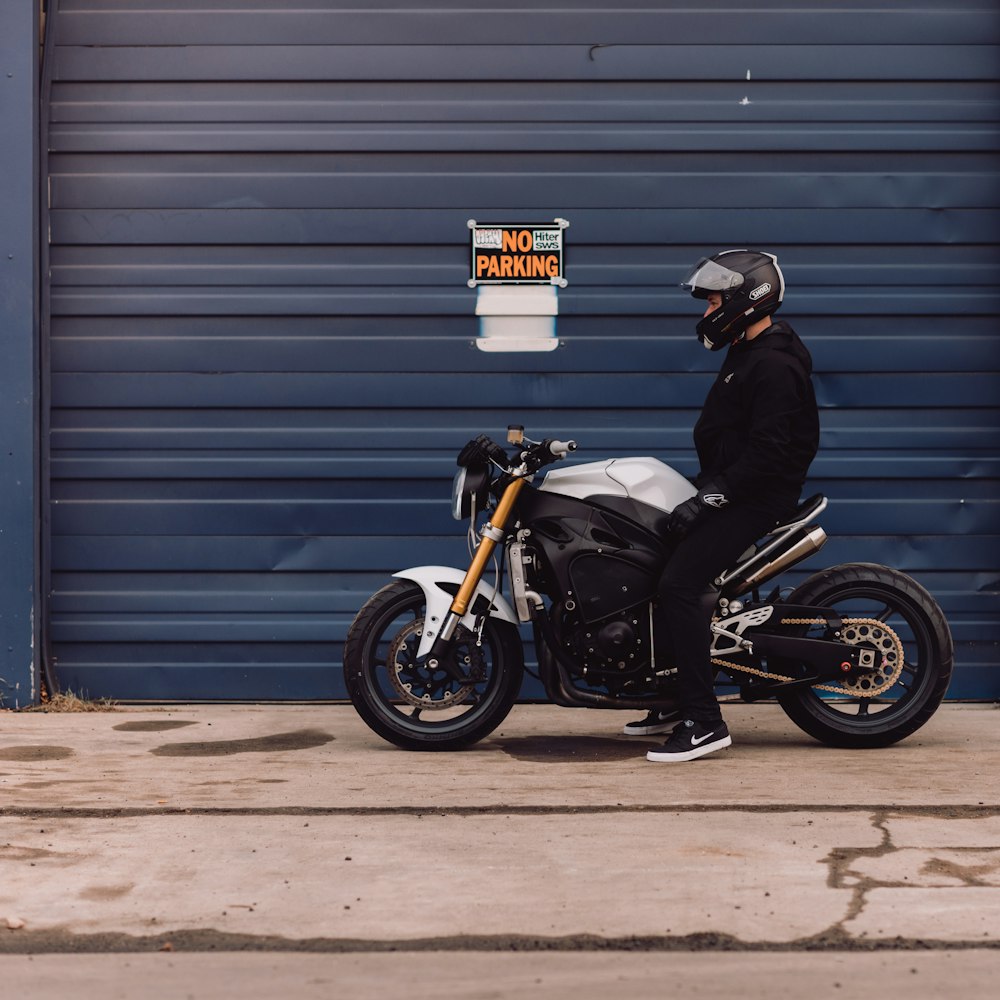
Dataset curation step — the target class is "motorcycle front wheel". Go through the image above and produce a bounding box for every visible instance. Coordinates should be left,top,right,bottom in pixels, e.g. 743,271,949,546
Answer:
774,563,954,748
343,581,524,750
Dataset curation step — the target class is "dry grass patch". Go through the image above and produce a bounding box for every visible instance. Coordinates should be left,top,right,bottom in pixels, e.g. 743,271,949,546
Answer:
27,691,119,713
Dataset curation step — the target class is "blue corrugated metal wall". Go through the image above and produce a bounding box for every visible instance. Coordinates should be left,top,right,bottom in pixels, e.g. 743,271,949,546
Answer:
43,1,1000,700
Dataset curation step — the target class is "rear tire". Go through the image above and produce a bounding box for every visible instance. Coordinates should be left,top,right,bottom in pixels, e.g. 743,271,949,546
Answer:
344,581,524,750
775,563,953,748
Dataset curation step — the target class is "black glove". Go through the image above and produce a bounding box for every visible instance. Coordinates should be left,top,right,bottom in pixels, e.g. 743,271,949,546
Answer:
670,481,730,536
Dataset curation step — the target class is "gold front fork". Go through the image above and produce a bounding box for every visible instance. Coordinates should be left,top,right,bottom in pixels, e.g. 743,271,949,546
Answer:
449,477,526,617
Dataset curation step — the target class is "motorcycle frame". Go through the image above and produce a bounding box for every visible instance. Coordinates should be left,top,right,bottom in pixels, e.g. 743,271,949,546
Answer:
413,455,844,701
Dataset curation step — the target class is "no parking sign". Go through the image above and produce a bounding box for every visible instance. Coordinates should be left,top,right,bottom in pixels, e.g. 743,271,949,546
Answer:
468,219,569,287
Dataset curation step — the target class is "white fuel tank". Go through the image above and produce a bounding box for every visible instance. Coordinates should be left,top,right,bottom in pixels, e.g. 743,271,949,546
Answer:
538,457,697,514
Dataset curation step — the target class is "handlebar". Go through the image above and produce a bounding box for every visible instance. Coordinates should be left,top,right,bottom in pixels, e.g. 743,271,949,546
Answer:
457,433,578,475
521,437,576,472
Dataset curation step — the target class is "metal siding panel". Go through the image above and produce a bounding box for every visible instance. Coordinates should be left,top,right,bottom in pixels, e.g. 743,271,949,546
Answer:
45,245,1000,289
47,334,1000,374
45,372,1000,409
49,498,1000,538
48,534,1000,575
49,165,1000,208
45,456,1000,483
47,288,1000,318
44,3,1000,700
48,207,1000,245
51,44,1000,82
0,1,40,707
52,9,1000,47
49,80,1000,125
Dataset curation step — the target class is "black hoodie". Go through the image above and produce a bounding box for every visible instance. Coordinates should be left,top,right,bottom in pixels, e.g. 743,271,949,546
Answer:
692,320,819,513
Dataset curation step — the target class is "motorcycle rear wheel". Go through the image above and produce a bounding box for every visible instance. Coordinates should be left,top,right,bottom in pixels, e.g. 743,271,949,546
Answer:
774,563,953,748
344,581,524,750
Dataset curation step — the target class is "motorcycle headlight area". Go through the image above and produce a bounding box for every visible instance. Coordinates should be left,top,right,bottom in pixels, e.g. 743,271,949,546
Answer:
451,464,491,520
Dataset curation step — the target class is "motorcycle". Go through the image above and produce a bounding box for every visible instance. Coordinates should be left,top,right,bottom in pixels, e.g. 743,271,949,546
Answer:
344,427,953,751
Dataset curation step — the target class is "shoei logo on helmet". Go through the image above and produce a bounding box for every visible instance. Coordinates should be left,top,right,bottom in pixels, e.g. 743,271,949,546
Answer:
748,282,772,301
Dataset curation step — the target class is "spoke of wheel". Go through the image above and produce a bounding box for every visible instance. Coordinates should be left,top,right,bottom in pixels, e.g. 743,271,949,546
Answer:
411,707,422,721
857,700,870,716
900,661,918,675
875,602,897,623
426,676,450,698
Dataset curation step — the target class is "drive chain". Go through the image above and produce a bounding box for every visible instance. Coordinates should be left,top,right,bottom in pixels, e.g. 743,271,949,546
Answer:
711,617,906,698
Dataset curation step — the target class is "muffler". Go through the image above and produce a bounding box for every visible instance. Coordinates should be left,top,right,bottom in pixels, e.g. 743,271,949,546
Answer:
720,525,827,596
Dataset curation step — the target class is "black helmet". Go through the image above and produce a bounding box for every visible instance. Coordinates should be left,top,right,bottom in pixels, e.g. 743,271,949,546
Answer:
681,249,785,351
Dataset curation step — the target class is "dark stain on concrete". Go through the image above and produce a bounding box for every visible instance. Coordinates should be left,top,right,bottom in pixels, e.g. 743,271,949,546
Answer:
78,884,135,902
0,745,75,762
498,735,648,763
17,781,80,789
1,845,65,862
193,778,289,788
150,729,334,758
113,720,199,733
920,855,1000,887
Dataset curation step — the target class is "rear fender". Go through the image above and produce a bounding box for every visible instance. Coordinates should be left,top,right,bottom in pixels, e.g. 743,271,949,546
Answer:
393,565,519,659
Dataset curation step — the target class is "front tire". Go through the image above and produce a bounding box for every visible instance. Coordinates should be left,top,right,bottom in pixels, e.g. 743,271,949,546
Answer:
344,581,524,750
775,563,953,748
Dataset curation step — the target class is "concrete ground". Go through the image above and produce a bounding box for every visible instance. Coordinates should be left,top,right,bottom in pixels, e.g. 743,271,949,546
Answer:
0,702,997,998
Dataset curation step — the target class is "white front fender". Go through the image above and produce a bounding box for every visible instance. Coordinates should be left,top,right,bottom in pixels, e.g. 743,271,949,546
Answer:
392,565,520,659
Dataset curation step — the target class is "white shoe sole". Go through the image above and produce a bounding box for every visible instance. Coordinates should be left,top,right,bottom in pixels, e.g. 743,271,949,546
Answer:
623,720,678,736
646,735,732,762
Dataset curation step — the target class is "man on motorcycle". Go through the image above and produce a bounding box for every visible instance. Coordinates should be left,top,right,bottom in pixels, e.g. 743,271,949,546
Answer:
626,250,820,762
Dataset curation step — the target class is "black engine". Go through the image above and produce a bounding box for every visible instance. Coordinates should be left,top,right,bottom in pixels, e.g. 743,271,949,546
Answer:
559,606,656,693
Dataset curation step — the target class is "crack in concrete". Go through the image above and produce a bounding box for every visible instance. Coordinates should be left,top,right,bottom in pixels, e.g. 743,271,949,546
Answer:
823,809,897,932
822,808,1000,941
0,928,998,956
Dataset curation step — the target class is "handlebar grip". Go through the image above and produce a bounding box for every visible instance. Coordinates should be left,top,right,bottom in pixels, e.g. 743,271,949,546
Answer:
548,439,577,458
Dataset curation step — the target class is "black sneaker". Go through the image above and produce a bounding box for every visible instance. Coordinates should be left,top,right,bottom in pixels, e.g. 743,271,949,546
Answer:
645,719,732,762
622,706,682,736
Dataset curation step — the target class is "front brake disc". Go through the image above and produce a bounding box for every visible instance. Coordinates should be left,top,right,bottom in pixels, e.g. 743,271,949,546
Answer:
387,619,481,709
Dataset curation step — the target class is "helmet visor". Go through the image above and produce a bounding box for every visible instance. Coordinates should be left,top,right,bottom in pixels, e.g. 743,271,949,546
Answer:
681,258,745,299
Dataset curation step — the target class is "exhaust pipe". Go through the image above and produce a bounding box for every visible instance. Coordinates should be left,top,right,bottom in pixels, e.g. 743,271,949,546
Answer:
722,526,827,596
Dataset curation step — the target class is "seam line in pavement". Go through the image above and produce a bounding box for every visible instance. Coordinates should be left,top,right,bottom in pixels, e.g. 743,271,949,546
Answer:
2,805,997,819
1,931,999,956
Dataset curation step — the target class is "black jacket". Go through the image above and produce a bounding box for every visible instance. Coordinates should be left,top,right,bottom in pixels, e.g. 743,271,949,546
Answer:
692,320,819,513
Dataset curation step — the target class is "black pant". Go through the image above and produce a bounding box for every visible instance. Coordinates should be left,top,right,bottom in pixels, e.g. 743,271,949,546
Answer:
657,504,787,724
